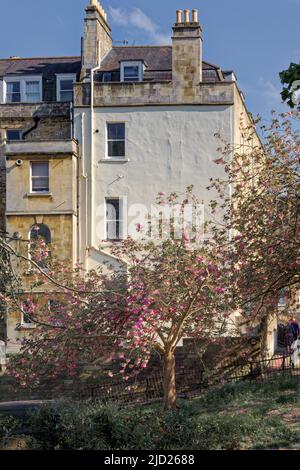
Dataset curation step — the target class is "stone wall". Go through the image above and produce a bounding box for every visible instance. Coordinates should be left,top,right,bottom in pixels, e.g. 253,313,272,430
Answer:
0,102,72,144
0,156,5,234
82,1,112,74
75,80,235,108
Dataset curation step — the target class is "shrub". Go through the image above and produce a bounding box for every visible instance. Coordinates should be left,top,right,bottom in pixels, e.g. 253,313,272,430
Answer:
29,401,104,450
27,398,297,450
0,415,21,446
26,376,300,450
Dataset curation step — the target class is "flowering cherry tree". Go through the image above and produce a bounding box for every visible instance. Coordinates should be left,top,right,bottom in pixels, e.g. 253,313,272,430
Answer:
209,111,300,351
3,189,235,410
4,113,299,408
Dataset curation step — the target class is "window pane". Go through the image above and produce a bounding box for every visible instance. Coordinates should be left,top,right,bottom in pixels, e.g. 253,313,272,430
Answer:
107,221,119,240
29,224,51,270
7,82,20,93
124,66,139,81
6,82,21,102
32,177,49,192
60,90,73,101
106,199,120,219
7,93,21,103
6,130,22,140
108,141,125,157
60,79,73,91
30,224,51,244
107,123,125,140
25,81,40,102
106,199,120,240
32,162,49,191
32,162,49,177
22,303,34,324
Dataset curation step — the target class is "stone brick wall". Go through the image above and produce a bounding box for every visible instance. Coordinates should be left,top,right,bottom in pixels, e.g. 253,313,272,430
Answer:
82,2,112,74
0,102,72,143
0,156,5,234
75,80,235,107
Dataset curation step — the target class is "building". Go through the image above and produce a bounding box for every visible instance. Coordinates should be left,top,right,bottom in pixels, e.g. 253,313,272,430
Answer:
74,2,258,272
0,1,264,357
0,57,81,353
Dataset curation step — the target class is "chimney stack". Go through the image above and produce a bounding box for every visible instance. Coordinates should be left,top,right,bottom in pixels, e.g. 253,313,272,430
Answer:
172,8,203,89
184,10,190,23
176,10,183,23
192,9,198,23
82,0,112,76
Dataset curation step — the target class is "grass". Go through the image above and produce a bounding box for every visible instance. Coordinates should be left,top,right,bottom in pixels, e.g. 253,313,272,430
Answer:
2,373,300,450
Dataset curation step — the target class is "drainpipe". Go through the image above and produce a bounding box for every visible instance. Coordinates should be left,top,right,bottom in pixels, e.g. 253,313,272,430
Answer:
78,112,88,266
89,55,102,248
70,101,74,139
22,116,41,140
89,42,110,254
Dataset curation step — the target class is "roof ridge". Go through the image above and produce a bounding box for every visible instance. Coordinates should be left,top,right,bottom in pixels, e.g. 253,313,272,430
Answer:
112,45,172,49
202,60,221,69
0,55,81,62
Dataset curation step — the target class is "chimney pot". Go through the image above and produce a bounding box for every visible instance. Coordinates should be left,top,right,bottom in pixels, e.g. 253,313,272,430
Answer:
184,9,190,23
176,10,183,23
192,9,198,23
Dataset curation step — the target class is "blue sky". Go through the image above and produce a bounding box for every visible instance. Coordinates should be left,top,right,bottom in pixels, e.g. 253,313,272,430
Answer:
0,0,299,120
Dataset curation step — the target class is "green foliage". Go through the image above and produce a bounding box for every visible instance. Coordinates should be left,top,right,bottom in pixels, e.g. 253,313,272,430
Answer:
280,63,300,108
1,376,298,450
29,401,104,450
0,415,20,444
195,414,294,450
27,393,297,450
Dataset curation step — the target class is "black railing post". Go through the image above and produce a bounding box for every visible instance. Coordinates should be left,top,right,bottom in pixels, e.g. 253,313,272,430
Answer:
282,355,285,373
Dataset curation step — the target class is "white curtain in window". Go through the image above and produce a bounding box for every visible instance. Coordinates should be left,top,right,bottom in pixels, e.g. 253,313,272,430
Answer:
31,162,49,192
25,81,40,102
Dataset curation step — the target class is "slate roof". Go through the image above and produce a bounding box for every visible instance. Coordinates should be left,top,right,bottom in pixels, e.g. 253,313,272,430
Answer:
98,46,223,82
100,46,221,72
100,46,173,72
0,56,81,79
0,48,223,82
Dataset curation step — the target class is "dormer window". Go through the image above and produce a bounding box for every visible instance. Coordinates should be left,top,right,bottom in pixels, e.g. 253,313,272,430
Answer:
120,61,143,82
4,76,42,103
56,74,76,102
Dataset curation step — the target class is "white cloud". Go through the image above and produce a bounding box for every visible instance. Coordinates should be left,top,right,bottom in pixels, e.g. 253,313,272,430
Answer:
258,77,282,107
108,6,171,45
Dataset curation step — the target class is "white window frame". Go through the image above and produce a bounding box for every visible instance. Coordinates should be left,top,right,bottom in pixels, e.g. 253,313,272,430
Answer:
56,74,76,102
21,302,36,328
104,196,127,241
106,122,126,160
3,75,42,103
120,61,144,82
30,161,50,194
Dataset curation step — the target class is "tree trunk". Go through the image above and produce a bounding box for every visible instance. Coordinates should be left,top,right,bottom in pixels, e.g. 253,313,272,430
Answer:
163,351,177,409
260,311,271,360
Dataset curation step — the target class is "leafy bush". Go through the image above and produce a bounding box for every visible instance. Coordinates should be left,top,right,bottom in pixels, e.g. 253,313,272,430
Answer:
0,415,20,446
10,376,299,450
29,401,104,450
27,397,297,450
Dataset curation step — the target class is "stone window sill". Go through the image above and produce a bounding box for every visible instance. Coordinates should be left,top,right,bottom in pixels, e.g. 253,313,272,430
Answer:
98,158,129,164
15,323,37,331
25,268,50,276
26,192,53,198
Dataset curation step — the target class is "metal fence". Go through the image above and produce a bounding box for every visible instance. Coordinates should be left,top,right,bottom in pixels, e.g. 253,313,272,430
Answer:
1,354,297,405
81,354,297,405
